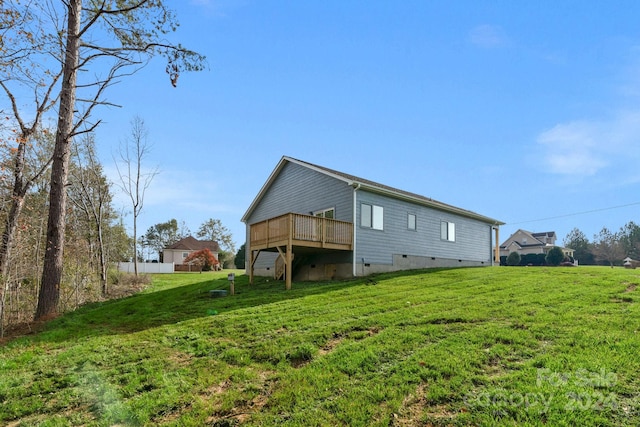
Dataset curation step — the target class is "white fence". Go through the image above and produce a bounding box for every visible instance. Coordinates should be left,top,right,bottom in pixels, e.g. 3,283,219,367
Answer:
117,262,174,274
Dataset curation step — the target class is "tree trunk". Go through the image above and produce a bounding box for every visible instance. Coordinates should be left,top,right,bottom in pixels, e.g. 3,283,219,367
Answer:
133,221,138,276
97,222,108,295
0,142,28,278
0,138,33,335
35,0,81,321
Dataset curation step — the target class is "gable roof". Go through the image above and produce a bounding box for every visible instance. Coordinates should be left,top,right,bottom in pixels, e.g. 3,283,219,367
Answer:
500,229,554,249
532,231,556,240
165,236,219,252
242,156,504,225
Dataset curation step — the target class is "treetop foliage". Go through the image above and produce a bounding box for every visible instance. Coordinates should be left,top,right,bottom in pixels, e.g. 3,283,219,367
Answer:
563,221,640,266
143,218,189,256
197,218,235,253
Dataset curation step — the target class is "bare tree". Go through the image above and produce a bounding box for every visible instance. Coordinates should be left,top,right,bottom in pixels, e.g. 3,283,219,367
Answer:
0,2,63,325
0,132,53,336
114,116,158,276
0,129,54,336
14,0,206,320
68,133,113,295
592,227,624,267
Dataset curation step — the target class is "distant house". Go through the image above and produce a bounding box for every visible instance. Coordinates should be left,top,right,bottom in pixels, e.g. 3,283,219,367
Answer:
500,229,574,259
623,257,639,269
163,236,220,269
241,156,504,288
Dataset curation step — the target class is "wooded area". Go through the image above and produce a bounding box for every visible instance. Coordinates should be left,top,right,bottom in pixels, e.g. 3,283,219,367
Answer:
563,223,640,266
0,0,205,335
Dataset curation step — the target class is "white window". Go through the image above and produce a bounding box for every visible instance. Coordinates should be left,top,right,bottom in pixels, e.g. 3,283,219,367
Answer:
441,221,455,242
182,252,189,259
361,203,383,230
408,214,416,230
314,207,335,219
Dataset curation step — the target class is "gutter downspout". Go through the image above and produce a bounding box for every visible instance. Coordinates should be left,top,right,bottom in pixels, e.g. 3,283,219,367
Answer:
494,224,500,266
352,183,361,277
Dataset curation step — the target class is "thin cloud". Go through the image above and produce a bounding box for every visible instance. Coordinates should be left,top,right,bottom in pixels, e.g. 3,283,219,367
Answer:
537,111,640,178
469,24,510,48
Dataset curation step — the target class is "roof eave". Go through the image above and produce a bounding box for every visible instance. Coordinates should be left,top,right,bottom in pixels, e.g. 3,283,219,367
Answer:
242,156,504,227
241,156,354,223
355,181,504,226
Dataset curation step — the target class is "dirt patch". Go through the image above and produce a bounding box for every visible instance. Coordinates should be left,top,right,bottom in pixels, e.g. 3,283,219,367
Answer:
204,370,277,425
391,383,461,426
392,383,429,426
318,335,345,356
318,327,381,357
624,283,638,293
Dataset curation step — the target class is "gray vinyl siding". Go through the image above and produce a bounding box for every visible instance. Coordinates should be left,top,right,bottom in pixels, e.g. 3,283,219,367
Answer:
355,190,492,265
245,159,498,276
245,162,354,269
246,162,353,224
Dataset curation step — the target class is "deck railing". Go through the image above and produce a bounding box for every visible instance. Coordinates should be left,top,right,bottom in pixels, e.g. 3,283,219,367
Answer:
250,213,353,250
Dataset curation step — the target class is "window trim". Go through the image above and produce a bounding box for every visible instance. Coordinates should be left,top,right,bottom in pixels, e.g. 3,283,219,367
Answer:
408,213,417,231
361,203,384,230
313,207,335,218
441,221,455,242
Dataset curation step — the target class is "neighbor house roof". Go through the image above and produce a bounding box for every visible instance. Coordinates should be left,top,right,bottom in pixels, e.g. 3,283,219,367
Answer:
165,236,219,252
500,229,555,249
532,231,556,239
242,156,504,226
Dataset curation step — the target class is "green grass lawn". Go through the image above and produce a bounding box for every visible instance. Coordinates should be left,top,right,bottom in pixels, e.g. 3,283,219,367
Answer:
1,266,640,426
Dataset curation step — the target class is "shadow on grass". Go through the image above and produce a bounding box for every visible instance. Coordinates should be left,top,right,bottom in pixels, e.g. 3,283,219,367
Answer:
24,274,364,344
7,267,468,346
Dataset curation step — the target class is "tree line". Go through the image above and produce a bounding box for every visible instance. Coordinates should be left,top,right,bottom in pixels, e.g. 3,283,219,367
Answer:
563,222,640,266
0,123,236,335
0,0,205,335
140,218,236,267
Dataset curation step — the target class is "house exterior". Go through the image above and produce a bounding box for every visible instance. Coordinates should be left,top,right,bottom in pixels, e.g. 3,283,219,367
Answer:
241,156,504,287
623,257,639,269
499,229,574,258
163,236,220,266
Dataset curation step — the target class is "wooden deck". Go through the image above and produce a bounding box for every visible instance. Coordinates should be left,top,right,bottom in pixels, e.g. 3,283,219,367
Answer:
249,213,353,289
250,213,353,252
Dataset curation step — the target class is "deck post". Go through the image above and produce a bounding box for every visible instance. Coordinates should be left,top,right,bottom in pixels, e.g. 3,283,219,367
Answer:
249,249,260,285
322,217,326,247
286,213,293,290
494,227,500,266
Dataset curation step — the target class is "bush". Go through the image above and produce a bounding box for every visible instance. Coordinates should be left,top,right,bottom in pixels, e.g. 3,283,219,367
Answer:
108,272,151,298
506,252,521,266
545,246,565,266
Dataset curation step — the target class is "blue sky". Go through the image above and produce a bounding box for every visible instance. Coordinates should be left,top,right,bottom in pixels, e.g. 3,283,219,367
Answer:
93,0,640,252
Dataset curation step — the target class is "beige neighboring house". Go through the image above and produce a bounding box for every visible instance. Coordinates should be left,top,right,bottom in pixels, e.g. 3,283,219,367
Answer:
163,236,220,266
500,229,574,258
623,257,640,269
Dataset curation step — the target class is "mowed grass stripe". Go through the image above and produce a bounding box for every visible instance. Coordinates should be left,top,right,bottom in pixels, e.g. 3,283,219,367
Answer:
1,267,639,426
